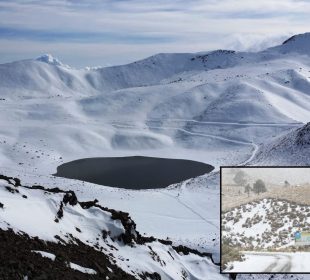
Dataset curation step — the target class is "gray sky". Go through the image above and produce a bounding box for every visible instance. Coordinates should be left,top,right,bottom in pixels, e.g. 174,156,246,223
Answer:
0,0,309,68
224,168,310,185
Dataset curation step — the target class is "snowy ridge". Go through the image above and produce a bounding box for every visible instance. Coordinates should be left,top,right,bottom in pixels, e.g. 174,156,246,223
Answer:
0,32,308,125
0,174,224,279
36,54,69,68
0,34,310,122
252,122,310,165
269,32,310,55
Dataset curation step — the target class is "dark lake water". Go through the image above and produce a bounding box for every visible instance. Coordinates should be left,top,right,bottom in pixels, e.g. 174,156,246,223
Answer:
54,156,214,189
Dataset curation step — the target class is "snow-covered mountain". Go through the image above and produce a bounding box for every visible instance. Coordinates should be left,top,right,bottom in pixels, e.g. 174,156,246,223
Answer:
1,33,310,124
0,33,310,279
253,122,310,165
268,33,310,55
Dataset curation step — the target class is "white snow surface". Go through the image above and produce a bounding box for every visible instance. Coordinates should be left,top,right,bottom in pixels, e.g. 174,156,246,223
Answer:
227,251,310,273
69,263,97,275
32,251,56,261
0,32,310,279
0,179,225,279
36,54,70,68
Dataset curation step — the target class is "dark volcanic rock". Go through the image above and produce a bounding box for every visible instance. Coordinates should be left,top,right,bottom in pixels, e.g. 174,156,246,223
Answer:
0,228,136,280
62,191,78,206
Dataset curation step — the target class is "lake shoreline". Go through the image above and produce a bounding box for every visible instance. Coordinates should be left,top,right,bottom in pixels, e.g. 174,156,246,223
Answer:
54,156,214,189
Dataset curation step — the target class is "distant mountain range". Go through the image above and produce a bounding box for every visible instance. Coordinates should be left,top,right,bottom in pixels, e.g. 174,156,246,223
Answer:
1,33,310,124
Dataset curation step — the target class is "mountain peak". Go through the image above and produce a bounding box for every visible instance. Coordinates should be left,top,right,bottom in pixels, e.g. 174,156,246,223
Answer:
266,32,310,55
282,32,310,45
36,54,68,68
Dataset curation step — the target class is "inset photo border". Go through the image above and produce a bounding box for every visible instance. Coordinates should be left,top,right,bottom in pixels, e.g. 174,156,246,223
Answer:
220,166,310,274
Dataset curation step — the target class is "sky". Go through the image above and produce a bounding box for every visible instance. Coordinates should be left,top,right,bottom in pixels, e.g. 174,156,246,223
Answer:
223,168,310,185
0,0,310,68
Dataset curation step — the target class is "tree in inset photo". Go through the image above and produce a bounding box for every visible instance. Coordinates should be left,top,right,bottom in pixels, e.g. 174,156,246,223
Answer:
253,179,267,195
233,170,247,186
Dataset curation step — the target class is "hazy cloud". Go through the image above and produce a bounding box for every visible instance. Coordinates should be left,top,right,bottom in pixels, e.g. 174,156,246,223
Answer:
0,0,309,67
227,33,292,52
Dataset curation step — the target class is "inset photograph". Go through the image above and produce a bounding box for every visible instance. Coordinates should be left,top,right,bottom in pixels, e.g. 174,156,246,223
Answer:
221,167,310,273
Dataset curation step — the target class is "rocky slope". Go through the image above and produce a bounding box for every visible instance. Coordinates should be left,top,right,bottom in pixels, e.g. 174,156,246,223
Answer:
0,174,223,280
252,122,310,165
